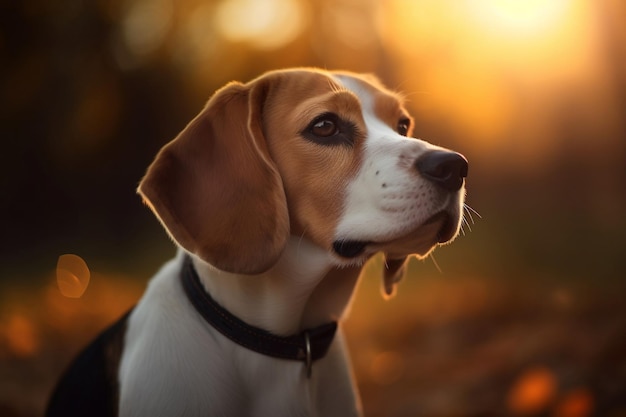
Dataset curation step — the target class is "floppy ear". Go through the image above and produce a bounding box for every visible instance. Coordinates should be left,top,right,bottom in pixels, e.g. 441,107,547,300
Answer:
138,80,289,274
382,256,409,298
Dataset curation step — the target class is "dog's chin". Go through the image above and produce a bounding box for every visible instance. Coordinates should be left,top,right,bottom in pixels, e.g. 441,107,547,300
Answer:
332,212,458,261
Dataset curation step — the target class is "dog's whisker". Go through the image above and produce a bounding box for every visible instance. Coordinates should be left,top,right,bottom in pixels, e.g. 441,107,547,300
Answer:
463,204,482,224
459,203,481,236
466,205,482,218
461,216,472,233
430,252,443,274
463,206,475,225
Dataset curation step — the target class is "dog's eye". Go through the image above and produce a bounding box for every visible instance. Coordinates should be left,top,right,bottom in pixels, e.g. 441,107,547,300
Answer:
397,118,411,136
311,118,338,137
302,113,358,147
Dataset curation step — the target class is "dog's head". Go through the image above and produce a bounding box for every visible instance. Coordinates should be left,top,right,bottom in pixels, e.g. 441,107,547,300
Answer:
138,68,467,294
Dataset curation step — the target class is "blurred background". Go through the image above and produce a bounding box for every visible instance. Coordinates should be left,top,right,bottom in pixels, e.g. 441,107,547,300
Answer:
1,0,625,415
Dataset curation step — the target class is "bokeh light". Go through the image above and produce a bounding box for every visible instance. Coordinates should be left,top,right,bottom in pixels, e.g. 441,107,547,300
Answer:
56,254,90,298
378,0,608,163
215,0,306,50
469,0,572,38
507,366,558,414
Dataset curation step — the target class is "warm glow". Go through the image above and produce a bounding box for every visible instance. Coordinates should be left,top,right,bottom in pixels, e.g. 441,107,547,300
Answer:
507,366,558,414
215,0,306,50
5,314,39,357
56,254,91,298
378,0,601,160
468,0,571,37
554,388,594,417
463,0,594,75
369,350,405,386
119,0,173,58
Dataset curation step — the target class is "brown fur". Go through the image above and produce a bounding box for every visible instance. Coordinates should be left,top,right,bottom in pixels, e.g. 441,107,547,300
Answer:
138,79,289,274
138,69,370,274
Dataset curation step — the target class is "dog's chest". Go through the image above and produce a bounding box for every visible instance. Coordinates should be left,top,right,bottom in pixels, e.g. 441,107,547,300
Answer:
117,259,358,417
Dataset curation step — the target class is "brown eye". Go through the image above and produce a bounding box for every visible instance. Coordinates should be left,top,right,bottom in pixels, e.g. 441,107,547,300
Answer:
397,118,410,136
302,112,358,147
312,118,338,137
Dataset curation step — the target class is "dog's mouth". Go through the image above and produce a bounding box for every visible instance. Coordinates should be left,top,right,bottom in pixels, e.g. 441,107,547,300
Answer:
332,240,370,258
332,212,456,259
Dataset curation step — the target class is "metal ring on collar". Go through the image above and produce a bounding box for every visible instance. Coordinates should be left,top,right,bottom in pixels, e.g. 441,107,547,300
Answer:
305,331,312,378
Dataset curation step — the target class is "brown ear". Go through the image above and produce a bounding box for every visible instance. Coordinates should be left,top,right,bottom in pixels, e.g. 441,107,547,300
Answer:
138,80,289,274
382,256,409,297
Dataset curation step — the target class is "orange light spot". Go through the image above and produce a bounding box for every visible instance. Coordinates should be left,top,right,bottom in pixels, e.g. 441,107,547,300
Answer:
553,388,594,417
507,366,558,415
56,254,90,298
5,314,39,357
369,350,405,386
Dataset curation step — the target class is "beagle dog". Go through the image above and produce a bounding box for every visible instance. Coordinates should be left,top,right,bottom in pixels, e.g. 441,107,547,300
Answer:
47,68,468,417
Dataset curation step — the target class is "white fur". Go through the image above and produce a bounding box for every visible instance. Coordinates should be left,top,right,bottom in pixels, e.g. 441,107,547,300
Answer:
119,244,360,417
333,76,464,257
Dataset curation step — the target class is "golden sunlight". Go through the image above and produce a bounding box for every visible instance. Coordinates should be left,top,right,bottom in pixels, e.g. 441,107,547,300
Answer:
463,0,595,75
379,0,600,160
468,0,571,38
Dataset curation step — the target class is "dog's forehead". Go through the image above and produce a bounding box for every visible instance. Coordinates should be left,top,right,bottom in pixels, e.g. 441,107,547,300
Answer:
331,73,407,128
331,74,378,107
263,69,340,97
261,68,411,131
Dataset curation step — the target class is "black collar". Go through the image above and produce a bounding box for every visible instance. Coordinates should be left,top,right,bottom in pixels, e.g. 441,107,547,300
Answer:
180,255,337,376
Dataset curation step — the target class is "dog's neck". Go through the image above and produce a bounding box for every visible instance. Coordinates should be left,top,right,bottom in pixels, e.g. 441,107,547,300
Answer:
190,237,362,336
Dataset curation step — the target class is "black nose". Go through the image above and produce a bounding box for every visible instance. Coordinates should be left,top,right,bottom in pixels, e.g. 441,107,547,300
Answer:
416,150,468,191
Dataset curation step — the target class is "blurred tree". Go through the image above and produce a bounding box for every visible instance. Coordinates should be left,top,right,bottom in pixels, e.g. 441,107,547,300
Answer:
0,1,192,275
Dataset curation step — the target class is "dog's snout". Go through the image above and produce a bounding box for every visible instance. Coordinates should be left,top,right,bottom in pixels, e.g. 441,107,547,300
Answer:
416,150,468,191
